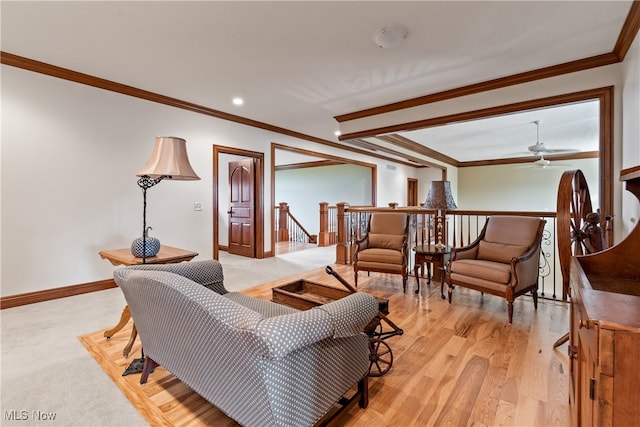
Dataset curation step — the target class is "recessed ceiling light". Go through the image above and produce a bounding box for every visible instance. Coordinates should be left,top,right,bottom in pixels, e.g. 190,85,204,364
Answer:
232,97,244,106
334,130,341,137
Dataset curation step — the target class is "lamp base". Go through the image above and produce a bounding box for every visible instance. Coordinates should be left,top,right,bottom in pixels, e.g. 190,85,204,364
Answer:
434,242,446,250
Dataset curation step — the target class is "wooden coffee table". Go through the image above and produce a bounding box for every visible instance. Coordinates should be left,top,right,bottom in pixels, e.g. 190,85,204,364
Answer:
100,245,198,357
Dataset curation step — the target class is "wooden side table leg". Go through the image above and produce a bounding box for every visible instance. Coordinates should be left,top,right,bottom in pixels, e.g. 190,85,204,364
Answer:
414,261,421,294
123,324,138,359
104,306,131,339
440,263,447,300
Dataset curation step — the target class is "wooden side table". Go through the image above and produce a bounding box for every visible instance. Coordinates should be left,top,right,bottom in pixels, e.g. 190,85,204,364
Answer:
100,245,198,357
413,244,451,298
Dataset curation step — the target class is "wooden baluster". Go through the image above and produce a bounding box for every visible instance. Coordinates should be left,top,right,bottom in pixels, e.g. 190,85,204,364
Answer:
605,214,613,248
335,202,350,264
451,213,456,249
333,206,338,244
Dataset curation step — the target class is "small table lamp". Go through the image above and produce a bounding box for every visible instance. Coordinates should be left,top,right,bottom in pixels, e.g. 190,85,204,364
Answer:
424,181,457,249
134,136,200,262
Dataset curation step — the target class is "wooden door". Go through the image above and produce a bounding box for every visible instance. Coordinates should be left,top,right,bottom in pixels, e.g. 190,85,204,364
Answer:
407,178,418,206
228,158,255,257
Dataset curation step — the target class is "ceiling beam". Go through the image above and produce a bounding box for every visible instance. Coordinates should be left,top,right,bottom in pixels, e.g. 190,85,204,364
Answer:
275,160,344,171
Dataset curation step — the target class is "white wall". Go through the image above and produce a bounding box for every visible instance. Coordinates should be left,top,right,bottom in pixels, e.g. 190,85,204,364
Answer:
0,65,424,297
275,164,372,235
458,159,600,212
621,32,640,236
2,32,638,297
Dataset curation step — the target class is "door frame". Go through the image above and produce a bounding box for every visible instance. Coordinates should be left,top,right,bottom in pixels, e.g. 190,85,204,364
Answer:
271,142,378,256
407,178,418,206
213,145,265,259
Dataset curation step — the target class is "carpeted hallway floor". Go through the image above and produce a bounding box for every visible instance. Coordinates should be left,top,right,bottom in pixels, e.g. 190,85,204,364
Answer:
0,246,336,427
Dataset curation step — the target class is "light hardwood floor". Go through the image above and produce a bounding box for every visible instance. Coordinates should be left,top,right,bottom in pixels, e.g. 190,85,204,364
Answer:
82,263,571,426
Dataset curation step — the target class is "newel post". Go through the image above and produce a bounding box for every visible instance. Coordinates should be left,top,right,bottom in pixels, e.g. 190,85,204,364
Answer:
318,202,330,247
277,202,289,242
335,202,350,264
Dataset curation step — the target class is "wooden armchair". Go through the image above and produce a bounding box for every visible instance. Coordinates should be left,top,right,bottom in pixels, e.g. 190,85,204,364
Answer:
446,215,546,323
353,213,410,292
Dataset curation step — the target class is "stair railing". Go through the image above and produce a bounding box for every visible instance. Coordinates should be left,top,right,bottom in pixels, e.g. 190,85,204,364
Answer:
275,202,317,244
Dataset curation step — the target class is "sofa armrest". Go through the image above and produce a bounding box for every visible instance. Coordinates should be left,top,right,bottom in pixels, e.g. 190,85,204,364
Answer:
255,310,334,359
255,293,378,359
511,245,542,290
353,235,369,258
314,292,379,338
124,260,227,294
451,244,479,261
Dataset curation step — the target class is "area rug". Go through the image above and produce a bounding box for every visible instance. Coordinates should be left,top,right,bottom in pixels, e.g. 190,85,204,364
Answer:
78,323,238,427
79,266,376,427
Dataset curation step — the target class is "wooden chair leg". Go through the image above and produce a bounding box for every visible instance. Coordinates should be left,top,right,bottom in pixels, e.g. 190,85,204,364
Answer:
123,324,137,358
140,356,159,384
358,376,369,408
532,289,539,310
508,301,514,323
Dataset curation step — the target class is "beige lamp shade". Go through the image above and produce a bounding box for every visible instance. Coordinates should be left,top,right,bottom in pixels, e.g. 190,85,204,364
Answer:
424,181,457,210
136,136,200,180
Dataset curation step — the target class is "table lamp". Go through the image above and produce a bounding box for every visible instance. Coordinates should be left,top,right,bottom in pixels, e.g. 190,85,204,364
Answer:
134,136,200,263
424,181,457,249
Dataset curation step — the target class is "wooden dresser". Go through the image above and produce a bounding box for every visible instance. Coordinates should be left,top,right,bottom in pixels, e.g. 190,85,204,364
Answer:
569,165,640,427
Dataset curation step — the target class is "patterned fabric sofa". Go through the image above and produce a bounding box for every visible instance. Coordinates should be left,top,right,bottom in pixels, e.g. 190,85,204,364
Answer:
113,260,379,426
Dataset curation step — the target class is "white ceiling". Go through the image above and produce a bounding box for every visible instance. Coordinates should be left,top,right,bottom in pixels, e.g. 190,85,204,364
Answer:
395,99,601,162
1,1,632,164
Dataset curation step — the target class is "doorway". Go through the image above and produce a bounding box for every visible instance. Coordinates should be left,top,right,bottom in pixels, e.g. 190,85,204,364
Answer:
271,143,377,256
407,178,418,206
213,146,264,259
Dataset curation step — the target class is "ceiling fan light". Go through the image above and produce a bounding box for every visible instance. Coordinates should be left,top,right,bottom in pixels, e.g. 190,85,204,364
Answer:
534,158,551,168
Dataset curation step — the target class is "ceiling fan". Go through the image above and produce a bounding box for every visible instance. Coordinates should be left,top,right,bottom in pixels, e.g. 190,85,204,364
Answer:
525,120,575,168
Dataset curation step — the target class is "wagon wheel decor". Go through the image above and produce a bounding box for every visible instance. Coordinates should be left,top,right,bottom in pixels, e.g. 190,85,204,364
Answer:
368,338,393,377
554,169,609,349
556,169,594,301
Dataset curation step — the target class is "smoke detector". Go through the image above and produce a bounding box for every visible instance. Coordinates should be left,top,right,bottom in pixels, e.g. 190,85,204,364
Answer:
372,25,408,48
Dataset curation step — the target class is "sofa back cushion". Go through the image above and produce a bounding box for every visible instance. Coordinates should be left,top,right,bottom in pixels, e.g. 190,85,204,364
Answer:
369,213,408,235
477,216,542,263
483,215,541,246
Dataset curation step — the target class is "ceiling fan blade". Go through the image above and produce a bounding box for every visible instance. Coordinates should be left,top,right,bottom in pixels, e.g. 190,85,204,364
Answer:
531,147,579,154
526,121,579,155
